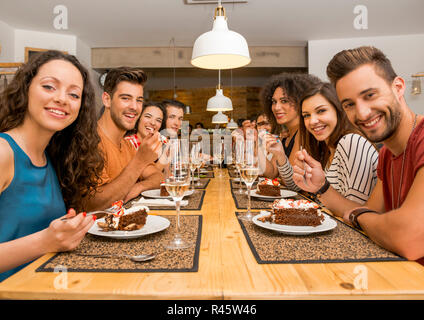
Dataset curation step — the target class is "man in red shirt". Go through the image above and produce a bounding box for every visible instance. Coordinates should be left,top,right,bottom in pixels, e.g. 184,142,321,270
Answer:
292,46,424,262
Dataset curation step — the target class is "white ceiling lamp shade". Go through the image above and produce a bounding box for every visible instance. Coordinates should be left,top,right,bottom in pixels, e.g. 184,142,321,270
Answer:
207,69,233,112
207,88,233,111
227,118,238,129
212,111,229,124
191,3,251,70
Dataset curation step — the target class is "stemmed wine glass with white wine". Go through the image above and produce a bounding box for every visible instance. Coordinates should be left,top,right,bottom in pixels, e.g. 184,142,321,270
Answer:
238,139,259,222
234,138,245,194
189,143,201,191
164,139,193,250
214,139,225,177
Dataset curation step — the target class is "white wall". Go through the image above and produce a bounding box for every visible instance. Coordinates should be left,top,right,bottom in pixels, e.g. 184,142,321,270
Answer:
14,28,77,63
0,20,15,62
308,34,424,115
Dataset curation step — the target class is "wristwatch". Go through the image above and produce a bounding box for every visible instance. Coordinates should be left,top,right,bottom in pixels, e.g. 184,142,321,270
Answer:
348,207,376,230
315,178,330,198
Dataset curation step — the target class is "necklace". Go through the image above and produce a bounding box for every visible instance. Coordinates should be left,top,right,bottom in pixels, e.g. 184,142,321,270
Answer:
391,113,417,209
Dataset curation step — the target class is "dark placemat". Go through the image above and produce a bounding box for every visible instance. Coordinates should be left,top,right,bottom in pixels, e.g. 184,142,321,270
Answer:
36,215,202,273
230,179,258,190
235,212,404,264
126,190,206,211
230,186,302,210
198,170,214,179
193,178,211,190
227,169,238,178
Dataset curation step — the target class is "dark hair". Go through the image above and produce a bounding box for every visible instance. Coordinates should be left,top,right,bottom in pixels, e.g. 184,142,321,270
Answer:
103,66,147,98
0,50,104,211
326,46,397,86
162,99,185,111
128,101,167,136
299,81,359,169
237,118,246,127
260,72,321,135
195,122,204,128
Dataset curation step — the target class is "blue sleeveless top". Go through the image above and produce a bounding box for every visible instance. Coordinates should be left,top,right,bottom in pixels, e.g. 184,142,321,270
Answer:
0,133,66,282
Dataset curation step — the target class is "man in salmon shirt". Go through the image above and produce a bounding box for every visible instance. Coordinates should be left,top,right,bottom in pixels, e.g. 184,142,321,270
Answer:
86,67,163,210
292,46,424,263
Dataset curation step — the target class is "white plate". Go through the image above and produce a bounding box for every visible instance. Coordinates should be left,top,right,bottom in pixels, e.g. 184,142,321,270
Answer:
250,189,297,199
252,210,337,235
141,189,194,199
88,209,170,239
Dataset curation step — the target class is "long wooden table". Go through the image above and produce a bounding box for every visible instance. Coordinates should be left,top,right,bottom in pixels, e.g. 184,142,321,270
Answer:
1,168,424,300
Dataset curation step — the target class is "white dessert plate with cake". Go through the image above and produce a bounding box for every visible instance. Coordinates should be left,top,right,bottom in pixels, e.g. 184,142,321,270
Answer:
252,210,337,235
141,189,194,199
252,199,338,235
250,189,297,200
88,207,170,239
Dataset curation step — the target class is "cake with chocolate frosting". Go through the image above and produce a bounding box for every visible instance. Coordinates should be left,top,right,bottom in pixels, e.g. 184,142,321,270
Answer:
97,206,148,231
259,199,323,226
256,178,281,197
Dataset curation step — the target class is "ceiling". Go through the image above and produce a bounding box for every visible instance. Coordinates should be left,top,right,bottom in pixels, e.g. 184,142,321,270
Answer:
0,0,423,48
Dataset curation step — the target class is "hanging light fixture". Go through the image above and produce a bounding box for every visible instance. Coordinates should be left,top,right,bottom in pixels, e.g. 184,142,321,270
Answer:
227,118,238,129
226,69,238,129
207,69,233,111
412,73,424,95
212,111,228,124
191,0,250,70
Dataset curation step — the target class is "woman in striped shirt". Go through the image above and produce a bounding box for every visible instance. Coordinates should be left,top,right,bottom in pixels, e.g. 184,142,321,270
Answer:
294,81,378,212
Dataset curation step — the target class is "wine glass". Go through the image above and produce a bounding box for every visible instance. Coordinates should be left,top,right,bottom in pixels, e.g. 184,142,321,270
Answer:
189,143,201,191
195,151,202,187
238,139,259,222
214,139,225,177
234,138,245,194
164,139,192,250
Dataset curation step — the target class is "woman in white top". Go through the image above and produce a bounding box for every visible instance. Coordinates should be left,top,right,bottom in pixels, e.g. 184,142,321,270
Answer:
292,81,378,216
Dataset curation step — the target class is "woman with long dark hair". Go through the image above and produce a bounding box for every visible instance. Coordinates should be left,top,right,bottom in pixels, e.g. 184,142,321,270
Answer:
0,50,104,281
259,72,320,188
294,81,379,215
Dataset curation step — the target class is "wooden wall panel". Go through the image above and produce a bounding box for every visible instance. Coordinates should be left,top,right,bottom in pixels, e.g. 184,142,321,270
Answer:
148,86,262,129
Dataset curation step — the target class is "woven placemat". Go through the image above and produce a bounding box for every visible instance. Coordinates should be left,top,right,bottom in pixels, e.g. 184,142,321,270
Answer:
36,215,202,273
235,212,404,264
193,178,211,190
198,170,214,179
230,179,258,190
227,169,238,178
125,190,206,211
230,186,303,210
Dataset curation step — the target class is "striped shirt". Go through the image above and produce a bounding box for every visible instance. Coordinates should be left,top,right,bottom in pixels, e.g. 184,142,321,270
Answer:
277,133,379,204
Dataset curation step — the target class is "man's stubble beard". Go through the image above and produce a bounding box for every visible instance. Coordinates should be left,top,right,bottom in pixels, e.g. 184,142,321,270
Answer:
110,107,136,132
355,98,402,144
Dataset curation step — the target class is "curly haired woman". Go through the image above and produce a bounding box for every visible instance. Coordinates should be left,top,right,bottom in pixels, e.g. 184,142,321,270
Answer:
0,50,104,281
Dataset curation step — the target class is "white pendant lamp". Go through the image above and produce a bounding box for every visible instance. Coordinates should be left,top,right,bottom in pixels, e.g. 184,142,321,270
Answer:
207,88,233,112
227,118,238,129
212,111,228,124
207,69,233,112
191,2,250,70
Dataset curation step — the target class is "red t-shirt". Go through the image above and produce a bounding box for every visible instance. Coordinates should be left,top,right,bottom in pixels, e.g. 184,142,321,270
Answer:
377,118,424,264
377,118,424,211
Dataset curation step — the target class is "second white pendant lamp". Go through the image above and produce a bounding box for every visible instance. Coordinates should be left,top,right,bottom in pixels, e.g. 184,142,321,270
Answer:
207,69,233,112
191,1,250,70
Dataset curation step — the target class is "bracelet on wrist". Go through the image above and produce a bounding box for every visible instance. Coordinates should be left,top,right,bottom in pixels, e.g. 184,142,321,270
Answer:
348,207,377,231
315,178,330,198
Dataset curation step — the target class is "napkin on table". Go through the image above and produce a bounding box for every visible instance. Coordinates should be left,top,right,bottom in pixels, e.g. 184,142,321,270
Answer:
131,197,188,207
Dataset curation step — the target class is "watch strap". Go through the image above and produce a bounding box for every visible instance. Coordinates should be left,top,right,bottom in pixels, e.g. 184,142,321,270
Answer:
316,178,330,197
349,207,377,230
